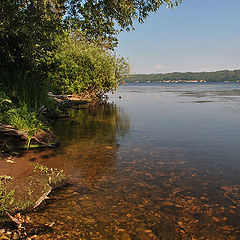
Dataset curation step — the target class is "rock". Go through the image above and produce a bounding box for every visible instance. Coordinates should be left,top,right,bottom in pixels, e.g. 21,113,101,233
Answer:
82,217,96,224
212,216,220,222
162,201,174,207
96,214,107,223
12,232,19,240
120,232,131,240
136,232,151,240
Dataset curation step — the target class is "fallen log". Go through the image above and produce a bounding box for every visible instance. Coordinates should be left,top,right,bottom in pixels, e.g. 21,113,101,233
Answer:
0,123,28,140
0,123,59,150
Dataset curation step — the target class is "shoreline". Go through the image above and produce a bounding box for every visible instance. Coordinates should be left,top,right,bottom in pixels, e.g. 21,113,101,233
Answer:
0,95,101,239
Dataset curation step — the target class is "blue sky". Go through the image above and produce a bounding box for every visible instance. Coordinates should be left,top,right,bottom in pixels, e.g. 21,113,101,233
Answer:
116,0,240,74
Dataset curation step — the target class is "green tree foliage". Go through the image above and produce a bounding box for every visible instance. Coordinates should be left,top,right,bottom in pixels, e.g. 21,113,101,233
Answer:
0,0,180,97
1,0,181,69
47,30,130,97
66,0,182,47
127,70,240,83
0,0,65,70
0,1,65,134
0,0,65,109
0,0,181,132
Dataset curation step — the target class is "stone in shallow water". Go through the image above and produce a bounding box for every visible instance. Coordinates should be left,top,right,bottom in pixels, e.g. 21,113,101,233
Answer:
120,232,131,240
136,232,152,240
82,217,96,224
161,201,174,207
12,232,20,240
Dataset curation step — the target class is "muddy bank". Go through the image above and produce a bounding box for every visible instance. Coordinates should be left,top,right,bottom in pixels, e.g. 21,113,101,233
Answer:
0,158,68,239
1,164,67,214
0,95,105,239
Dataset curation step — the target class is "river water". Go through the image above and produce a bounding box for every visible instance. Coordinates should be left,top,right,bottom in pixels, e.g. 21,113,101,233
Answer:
27,83,240,239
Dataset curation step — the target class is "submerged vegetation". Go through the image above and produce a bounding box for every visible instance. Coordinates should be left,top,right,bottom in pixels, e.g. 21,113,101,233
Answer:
0,164,67,216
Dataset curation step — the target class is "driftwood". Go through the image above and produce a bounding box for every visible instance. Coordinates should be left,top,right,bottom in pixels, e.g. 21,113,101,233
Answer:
33,186,52,209
0,123,50,148
0,123,29,139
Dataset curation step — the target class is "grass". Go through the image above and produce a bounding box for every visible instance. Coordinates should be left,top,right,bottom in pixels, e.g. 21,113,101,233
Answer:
4,105,45,134
0,69,58,146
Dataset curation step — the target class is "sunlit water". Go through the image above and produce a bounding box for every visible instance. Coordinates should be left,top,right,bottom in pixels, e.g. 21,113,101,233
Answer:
27,83,240,239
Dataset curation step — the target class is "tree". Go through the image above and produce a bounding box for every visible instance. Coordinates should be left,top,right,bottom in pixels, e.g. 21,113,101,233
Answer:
0,0,67,110
0,0,181,70
0,0,181,100
66,0,182,48
0,0,65,69
47,30,130,97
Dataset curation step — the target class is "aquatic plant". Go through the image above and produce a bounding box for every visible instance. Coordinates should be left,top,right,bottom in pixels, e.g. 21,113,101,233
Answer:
33,164,66,188
0,184,15,214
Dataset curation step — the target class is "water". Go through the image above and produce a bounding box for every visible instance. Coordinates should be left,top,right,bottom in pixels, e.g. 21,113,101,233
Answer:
27,83,240,239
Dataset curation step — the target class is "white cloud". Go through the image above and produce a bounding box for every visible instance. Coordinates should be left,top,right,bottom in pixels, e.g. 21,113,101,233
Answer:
199,67,210,72
153,64,164,70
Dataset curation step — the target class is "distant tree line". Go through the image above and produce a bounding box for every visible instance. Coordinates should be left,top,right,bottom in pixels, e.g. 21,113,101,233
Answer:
127,70,240,83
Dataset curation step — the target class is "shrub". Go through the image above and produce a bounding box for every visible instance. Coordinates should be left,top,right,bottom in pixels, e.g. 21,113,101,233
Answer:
47,31,130,98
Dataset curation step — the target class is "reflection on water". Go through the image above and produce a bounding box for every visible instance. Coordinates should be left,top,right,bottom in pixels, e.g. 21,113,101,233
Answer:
36,102,130,186
27,83,240,239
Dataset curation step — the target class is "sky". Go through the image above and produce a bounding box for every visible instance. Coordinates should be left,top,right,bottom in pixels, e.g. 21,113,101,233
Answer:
116,0,240,74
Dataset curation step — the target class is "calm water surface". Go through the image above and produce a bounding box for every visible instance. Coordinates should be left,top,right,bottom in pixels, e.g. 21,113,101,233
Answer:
28,83,240,239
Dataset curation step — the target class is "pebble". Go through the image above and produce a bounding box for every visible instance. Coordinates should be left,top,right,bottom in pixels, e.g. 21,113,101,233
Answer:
212,216,220,223
120,232,131,240
12,232,19,240
162,201,174,207
135,228,145,232
6,159,15,164
136,232,151,240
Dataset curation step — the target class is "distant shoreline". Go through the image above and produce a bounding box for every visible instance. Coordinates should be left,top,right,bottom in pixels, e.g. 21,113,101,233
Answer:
125,70,240,83
125,80,240,83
